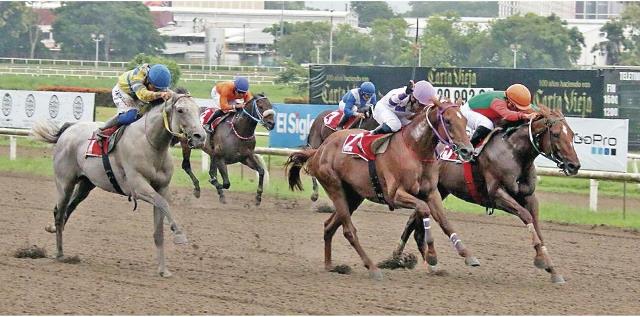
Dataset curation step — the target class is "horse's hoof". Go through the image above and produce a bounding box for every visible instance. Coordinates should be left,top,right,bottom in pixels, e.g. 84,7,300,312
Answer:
45,224,57,233
255,198,262,206
310,193,319,202
173,233,189,245
534,257,547,269
426,263,438,273
551,274,565,284
426,255,438,266
369,270,384,281
465,256,481,267
222,182,231,189
219,196,227,204
193,189,201,199
159,270,173,278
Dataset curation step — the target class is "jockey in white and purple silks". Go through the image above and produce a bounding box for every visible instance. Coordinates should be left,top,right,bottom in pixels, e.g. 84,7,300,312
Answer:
371,80,438,134
336,81,377,130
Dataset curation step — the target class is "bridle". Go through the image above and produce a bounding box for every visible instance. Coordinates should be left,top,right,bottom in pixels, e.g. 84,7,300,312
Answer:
230,96,275,140
425,103,469,161
146,94,190,149
528,116,570,174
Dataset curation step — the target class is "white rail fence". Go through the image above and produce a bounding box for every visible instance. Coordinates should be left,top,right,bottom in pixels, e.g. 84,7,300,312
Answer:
2,128,638,213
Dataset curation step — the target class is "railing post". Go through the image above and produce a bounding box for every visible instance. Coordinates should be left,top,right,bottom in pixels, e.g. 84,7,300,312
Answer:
634,158,639,189
201,151,209,172
9,135,16,160
589,179,598,211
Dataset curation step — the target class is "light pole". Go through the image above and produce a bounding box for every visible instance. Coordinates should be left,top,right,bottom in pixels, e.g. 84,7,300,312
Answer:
510,43,521,69
315,45,321,64
242,24,246,55
329,9,334,64
91,33,104,67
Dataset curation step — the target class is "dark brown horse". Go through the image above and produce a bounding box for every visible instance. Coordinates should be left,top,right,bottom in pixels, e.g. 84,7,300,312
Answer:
306,108,379,201
394,105,580,283
286,101,476,280
179,94,275,205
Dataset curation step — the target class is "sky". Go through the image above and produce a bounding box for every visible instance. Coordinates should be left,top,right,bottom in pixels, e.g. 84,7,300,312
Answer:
305,1,412,13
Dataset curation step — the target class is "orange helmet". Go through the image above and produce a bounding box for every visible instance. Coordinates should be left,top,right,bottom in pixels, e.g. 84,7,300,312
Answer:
506,84,532,111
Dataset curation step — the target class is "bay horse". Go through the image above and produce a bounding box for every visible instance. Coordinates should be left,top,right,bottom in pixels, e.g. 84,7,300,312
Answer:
286,101,476,280
307,108,379,202
393,105,580,283
179,94,275,205
31,91,206,277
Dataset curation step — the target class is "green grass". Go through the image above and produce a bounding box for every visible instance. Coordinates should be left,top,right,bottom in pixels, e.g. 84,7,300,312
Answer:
0,74,301,103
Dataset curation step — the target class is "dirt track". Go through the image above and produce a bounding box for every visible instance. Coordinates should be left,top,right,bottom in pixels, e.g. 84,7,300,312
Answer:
1,172,639,315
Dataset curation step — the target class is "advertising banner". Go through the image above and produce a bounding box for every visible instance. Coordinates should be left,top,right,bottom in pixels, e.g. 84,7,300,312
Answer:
269,103,335,148
534,117,628,173
601,68,640,150
309,65,604,119
0,90,95,129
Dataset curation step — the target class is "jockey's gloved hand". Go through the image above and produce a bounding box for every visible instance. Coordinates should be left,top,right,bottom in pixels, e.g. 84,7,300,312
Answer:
405,80,415,95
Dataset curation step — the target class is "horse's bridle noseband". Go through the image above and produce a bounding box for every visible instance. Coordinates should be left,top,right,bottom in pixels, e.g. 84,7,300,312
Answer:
426,103,467,159
230,96,275,140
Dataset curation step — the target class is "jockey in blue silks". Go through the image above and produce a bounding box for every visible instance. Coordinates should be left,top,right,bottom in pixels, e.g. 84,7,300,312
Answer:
336,81,377,130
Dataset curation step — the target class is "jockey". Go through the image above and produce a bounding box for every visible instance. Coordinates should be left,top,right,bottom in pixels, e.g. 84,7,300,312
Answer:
203,76,253,133
96,63,172,139
461,83,537,149
336,81,377,130
370,80,437,135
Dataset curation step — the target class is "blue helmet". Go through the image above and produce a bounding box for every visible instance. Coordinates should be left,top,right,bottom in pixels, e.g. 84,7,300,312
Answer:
234,76,250,93
360,81,376,95
148,64,171,90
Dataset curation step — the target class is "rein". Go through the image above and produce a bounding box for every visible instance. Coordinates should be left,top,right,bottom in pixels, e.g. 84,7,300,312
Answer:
145,94,189,149
230,96,273,140
425,103,468,159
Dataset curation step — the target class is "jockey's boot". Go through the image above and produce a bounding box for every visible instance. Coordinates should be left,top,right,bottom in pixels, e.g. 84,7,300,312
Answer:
95,114,121,143
470,126,491,156
336,114,351,130
204,109,225,134
370,123,393,135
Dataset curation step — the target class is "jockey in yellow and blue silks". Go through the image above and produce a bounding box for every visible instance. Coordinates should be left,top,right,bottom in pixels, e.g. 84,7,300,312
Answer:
336,81,377,130
96,63,172,138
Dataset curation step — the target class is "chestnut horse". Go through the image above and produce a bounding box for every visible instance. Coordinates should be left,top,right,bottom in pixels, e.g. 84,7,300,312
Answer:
306,108,379,201
394,106,580,283
286,101,475,280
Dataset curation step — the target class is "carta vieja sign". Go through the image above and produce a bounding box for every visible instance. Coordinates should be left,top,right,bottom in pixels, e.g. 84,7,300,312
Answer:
308,65,604,119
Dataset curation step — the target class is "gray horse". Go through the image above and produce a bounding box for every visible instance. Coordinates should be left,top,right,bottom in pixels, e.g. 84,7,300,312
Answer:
31,92,206,277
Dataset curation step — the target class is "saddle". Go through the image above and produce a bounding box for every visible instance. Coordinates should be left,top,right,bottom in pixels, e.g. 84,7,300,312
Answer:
341,132,393,161
323,110,360,131
201,107,233,133
85,126,127,157
438,128,503,163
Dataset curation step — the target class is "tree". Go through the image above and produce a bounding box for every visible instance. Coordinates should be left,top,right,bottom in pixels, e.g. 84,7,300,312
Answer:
369,18,411,65
264,1,306,10
418,14,488,67
620,3,640,65
332,24,373,64
592,20,627,65
264,21,330,64
350,1,396,28
0,2,37,58
474,13,584,68
406,1,498,18
53,2,165,61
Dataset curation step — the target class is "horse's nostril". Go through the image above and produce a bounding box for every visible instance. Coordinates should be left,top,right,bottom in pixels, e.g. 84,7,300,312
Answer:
459,148,471,156
193,133,203,140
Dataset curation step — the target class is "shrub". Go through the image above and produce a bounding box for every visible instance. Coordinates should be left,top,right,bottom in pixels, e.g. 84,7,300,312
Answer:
37,85,113,107
283,96,309,104
127,53,181,87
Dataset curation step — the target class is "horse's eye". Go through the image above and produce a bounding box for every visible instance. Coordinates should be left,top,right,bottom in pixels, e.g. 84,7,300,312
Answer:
177,108,184,114
552,132,560,138
445,119,451,125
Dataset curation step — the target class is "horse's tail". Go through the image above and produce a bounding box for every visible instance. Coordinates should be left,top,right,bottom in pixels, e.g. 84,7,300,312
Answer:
30,120,74,144
255,154,269,187
285,148,317,191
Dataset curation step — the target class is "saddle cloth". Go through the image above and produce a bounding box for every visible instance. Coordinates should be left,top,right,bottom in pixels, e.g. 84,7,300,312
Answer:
438,128,503,163
341,132,393,161
200,107,232,131
85,126,125,157
323,110,359,131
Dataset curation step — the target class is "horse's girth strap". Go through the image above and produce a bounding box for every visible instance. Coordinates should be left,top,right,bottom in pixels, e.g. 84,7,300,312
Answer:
463,162,483,204
100,140,126,196
368,160,394,211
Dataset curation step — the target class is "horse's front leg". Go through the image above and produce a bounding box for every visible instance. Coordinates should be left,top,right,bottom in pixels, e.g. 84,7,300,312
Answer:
242,153,267,206
425,189,480,267
128,175,188,246
523,194,565,284
391,188,437,270
180,139,200,198
208,156,226,204
311,177,319,202
154,186,172,277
